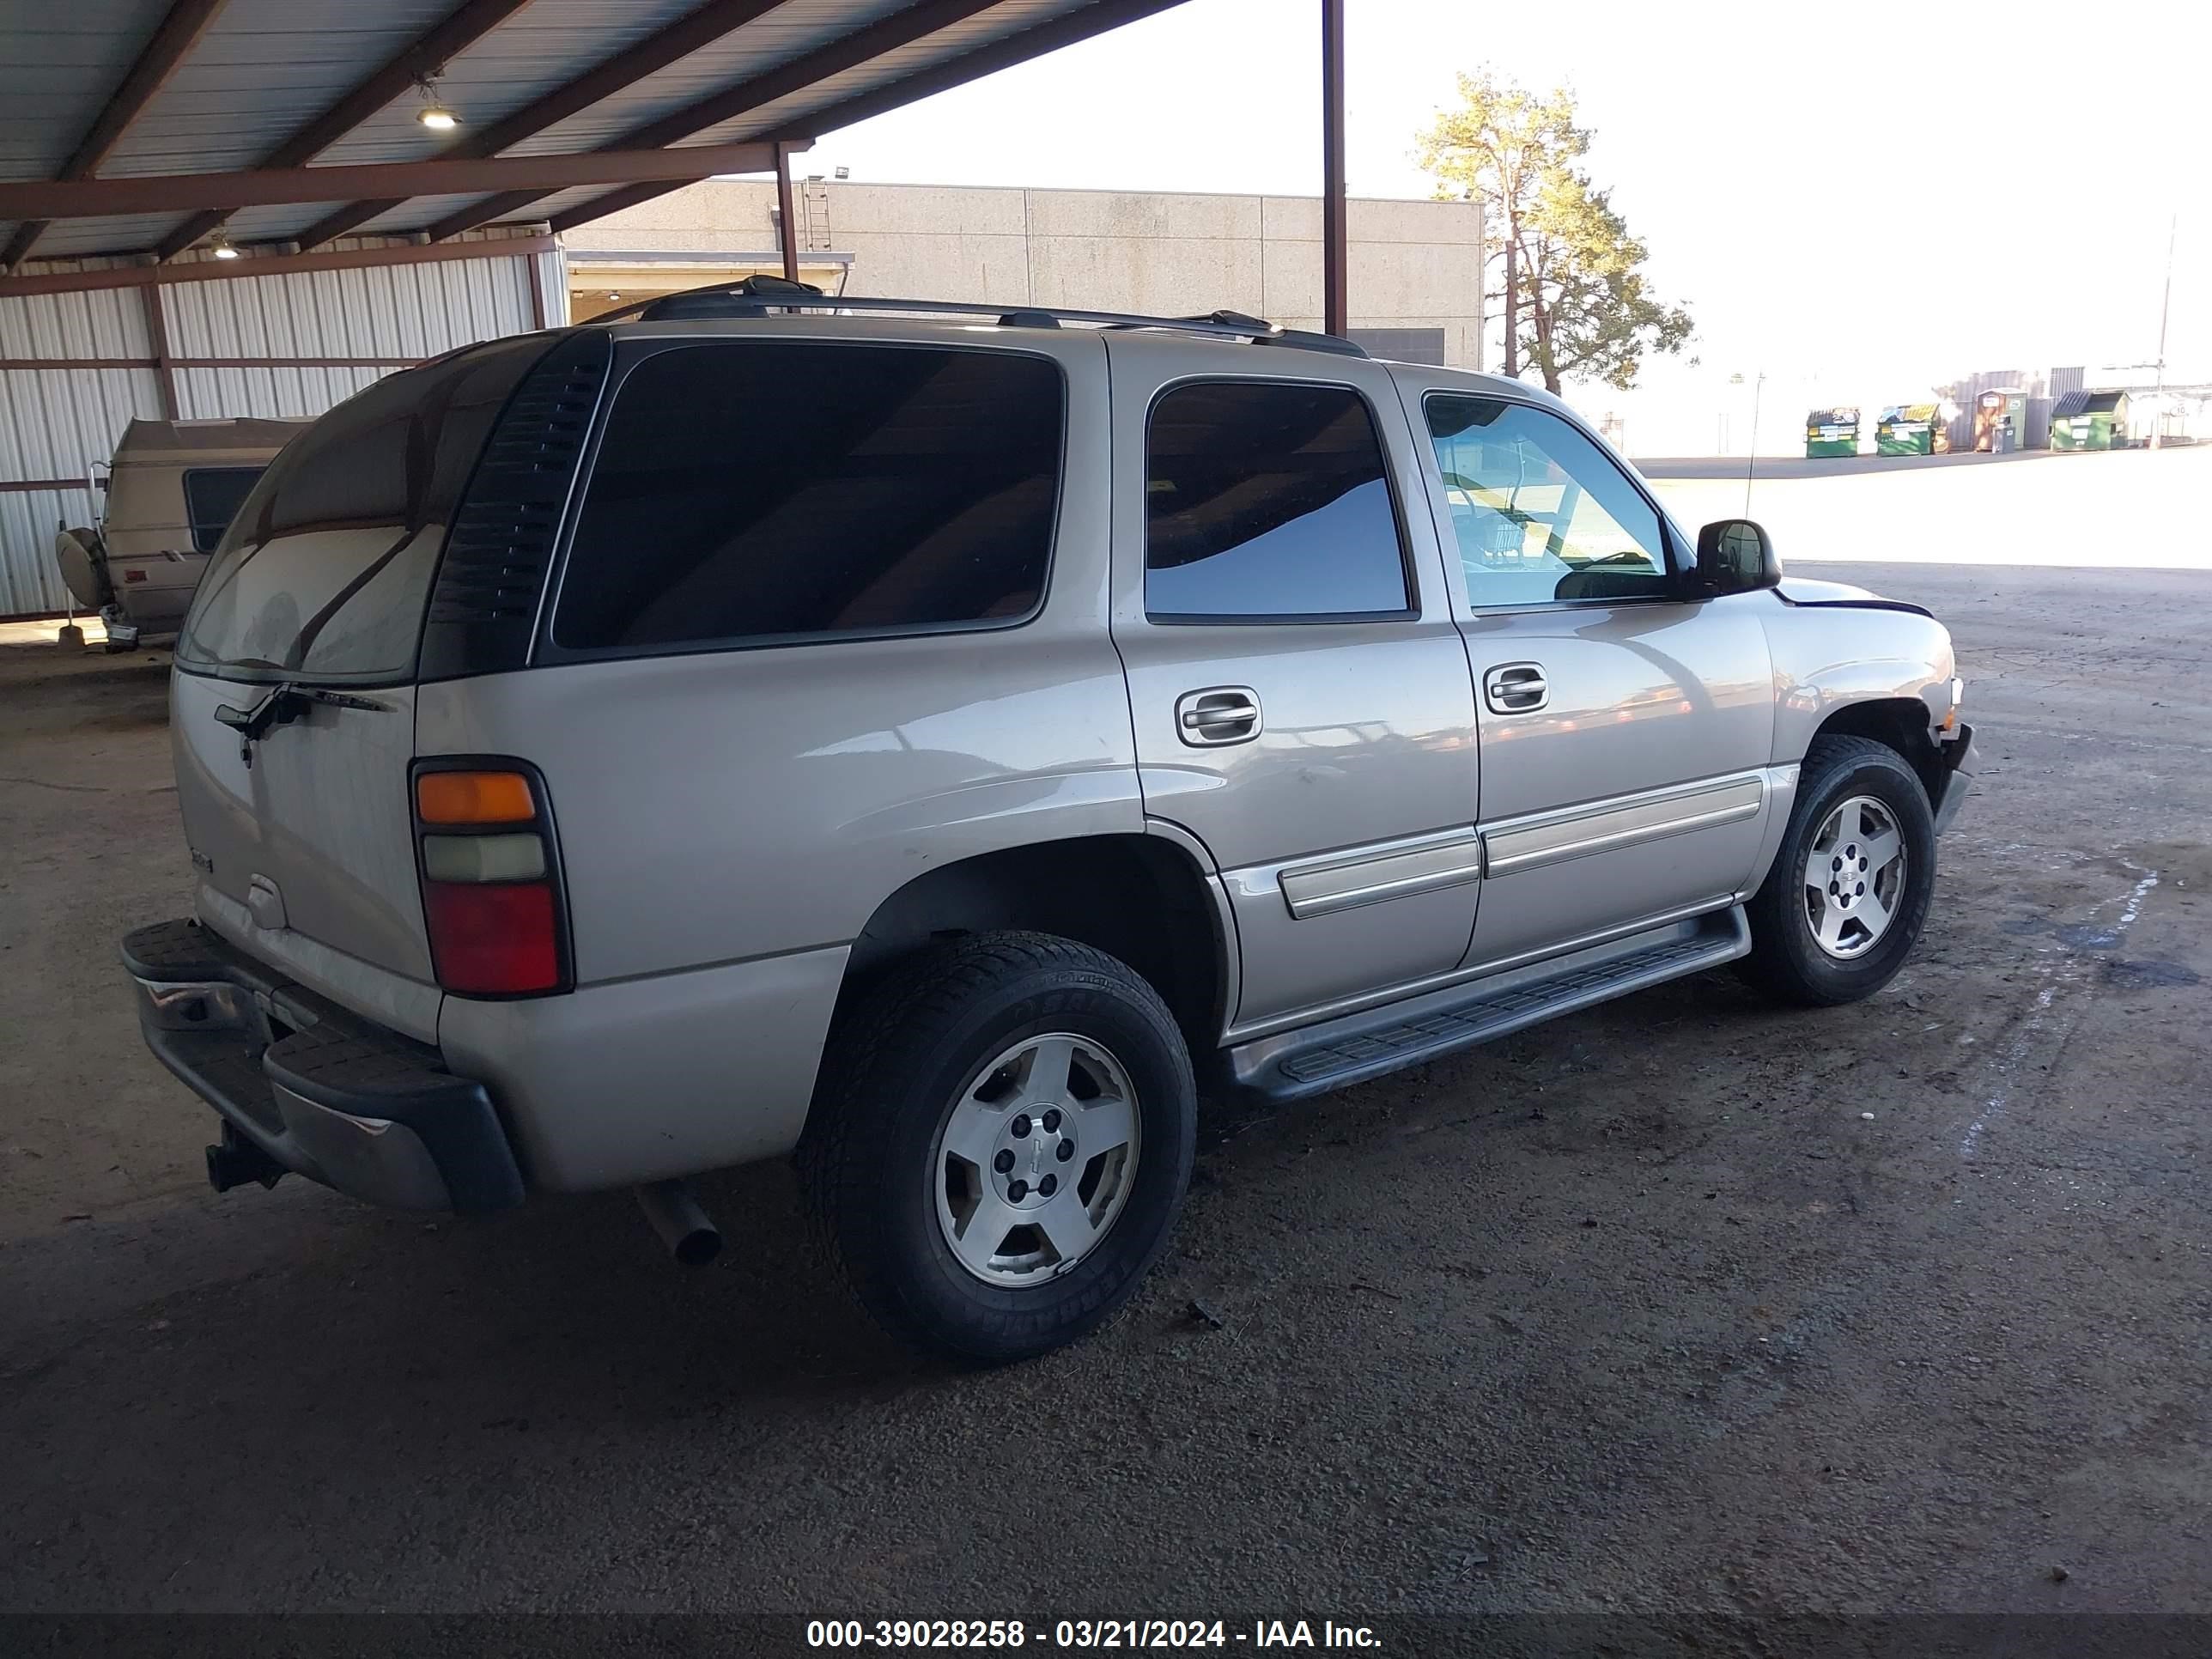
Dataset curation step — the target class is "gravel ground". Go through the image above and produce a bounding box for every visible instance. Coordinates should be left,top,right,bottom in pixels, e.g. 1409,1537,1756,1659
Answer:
3,532,2209,1632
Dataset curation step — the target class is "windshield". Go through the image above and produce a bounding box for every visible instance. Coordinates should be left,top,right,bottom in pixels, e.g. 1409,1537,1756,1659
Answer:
175,336,549,685
181,466,266,553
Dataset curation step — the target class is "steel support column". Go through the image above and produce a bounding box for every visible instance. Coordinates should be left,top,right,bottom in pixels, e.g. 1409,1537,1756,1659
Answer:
775,142,801,283
1320,0,1346,337
139,288,179,421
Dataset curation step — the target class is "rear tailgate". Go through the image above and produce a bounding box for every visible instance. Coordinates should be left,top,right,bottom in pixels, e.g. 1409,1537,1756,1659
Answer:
168,334,566,1040
172,676,434,1030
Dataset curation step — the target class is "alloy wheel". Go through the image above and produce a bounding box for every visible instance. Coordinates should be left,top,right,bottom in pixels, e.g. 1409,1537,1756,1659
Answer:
930,1032,1140,1286
1802,793,1909,960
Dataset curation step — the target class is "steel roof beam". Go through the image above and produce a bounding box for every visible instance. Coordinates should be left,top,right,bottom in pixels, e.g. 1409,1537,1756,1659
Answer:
292,0,790,252
1,0,230,271
0,141,793,222
0,233,558,301
155,0,539,263
547,0,1190,234
424,0,1013,243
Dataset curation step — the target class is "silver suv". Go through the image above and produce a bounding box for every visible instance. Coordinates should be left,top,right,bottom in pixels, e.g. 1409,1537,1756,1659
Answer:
125,287,1976,1363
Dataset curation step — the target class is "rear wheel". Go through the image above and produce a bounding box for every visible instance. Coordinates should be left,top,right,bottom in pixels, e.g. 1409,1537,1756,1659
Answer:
800,932,1196,1364
1739,734,1937,1006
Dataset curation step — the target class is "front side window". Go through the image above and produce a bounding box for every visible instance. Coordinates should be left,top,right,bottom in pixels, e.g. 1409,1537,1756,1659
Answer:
1145,380,1411,621
552,342,1064,653
180,466,266,553
1424,395,1672,608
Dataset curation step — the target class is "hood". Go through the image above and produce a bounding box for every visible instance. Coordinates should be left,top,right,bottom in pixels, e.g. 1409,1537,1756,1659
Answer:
1776,574,1933,618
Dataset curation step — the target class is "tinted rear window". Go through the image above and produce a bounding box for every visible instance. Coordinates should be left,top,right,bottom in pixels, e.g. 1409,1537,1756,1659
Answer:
175,336,549,684
1145,380,1410,620
551,342,1064,653
181,466,265,553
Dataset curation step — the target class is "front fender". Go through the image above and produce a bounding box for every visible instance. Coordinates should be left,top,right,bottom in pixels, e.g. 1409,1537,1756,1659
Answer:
1764,601,1958,764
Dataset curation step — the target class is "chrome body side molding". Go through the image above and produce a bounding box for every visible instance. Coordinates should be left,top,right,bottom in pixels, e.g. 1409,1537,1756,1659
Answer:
1480,773,1767,878
1277,826,1485,919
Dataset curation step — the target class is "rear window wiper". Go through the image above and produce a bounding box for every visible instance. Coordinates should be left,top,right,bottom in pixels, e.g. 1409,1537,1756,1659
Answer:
214,682,392,751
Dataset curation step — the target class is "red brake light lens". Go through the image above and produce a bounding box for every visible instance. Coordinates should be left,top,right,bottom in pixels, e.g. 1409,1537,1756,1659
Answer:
412,758,569,997
421,881,561,995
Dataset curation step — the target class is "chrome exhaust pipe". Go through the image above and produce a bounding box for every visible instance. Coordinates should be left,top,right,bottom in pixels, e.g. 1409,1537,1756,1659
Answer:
635,1178,721,1267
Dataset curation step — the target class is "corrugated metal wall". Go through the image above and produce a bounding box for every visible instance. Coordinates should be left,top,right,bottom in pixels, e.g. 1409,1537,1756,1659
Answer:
0,234,566,617
0,277,157,615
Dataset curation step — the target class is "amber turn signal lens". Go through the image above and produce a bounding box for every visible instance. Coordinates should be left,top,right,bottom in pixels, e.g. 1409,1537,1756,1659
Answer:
416,770,535,825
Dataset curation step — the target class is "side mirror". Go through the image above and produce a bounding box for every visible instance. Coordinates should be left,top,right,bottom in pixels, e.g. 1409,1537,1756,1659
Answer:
1688,518,1782,597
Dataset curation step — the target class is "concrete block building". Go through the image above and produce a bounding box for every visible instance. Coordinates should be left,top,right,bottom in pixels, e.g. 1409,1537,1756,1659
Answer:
562,179,1488,369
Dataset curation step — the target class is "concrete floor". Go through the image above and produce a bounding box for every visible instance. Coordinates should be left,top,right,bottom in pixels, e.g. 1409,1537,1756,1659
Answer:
3,535,2209,1622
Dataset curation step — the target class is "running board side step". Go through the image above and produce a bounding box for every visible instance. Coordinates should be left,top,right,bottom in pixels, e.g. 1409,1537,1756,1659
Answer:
1221,907,1752,1104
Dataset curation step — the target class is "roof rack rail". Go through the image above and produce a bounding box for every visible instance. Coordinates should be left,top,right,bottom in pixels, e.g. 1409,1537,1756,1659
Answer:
592,279,1368,357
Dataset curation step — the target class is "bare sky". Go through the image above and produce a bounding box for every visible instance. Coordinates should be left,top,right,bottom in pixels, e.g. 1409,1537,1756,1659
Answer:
796,0,2205,392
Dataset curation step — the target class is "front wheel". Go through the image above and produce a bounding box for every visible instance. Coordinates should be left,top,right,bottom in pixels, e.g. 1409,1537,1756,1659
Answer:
800,932,1196,1364
1738,734,1938,1006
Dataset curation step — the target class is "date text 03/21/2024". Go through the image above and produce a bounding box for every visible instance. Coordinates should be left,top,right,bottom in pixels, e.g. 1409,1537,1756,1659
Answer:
805,1620,1382,1649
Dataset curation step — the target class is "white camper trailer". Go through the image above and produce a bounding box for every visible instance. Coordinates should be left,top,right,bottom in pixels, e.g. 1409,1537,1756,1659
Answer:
55,417,306,652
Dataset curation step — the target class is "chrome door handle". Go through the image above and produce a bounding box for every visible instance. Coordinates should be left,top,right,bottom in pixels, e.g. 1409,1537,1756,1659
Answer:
1483,662,1548,714
1176,686,1262,746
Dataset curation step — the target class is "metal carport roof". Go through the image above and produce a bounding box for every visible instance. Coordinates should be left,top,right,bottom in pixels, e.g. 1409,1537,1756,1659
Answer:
0,0,1192,277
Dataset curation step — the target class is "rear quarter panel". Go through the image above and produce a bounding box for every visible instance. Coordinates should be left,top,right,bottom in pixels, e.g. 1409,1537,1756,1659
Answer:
414,625,1142,986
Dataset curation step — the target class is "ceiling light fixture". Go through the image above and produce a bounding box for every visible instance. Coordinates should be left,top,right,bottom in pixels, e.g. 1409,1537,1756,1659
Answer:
209,233,240,260
416,72,460,131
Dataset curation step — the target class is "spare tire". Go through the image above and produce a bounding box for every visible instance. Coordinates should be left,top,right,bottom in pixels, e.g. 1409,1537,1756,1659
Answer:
54,526,111,611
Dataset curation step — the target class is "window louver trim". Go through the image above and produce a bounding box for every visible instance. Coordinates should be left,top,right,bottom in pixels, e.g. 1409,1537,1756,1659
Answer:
416,331,613,680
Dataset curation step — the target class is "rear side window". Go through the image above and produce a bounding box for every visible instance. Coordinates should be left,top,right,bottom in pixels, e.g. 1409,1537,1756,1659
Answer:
176,336,550,684
551,342,1065,653
180,466,265,553
1145,380,1411,621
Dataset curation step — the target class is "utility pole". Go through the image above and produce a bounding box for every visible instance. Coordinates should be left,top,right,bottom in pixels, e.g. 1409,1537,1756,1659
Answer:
2153,213,2176,447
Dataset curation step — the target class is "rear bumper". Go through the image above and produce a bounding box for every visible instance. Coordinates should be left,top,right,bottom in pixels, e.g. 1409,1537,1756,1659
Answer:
122,920,524,1213
1933,721,1978,836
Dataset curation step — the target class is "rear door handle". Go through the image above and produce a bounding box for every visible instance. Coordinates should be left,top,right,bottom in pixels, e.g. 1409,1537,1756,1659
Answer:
1176,686,1262,746
1483,662,1548,714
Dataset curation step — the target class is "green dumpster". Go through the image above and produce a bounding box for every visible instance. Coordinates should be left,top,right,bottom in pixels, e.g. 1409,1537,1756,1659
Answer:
1805,406,1860,459
1875,404,1944,456
2051,389,2129,451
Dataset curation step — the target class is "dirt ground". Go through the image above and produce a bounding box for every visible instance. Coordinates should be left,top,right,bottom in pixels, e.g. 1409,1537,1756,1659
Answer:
3,547,2209,1630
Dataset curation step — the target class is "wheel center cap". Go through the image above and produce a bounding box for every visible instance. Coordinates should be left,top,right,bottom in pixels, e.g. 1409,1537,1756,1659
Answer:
992,1109,1074,1206
1820,839,1877,910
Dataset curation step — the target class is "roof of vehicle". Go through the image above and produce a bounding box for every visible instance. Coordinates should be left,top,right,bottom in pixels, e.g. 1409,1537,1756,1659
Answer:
580,282,1559,408
112,416,309,464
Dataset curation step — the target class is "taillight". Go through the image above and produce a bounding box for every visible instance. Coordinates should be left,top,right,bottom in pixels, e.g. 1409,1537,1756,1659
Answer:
410,761,570,997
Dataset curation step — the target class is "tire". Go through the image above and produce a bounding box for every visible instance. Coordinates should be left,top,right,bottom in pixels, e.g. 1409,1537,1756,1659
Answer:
799,930,1197,1365
1738,733,1937,1007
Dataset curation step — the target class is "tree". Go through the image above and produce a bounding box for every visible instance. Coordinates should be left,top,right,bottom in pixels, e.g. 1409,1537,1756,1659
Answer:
1517,168,1695,393
1417,70,1692,395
